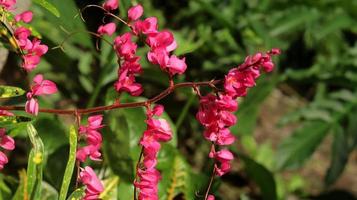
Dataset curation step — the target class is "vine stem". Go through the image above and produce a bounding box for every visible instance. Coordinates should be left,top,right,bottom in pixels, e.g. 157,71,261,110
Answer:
133,147,144,200
204,144,217,200
0,80,221,115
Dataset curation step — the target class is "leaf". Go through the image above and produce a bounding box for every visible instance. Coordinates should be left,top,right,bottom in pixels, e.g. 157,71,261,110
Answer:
0,116,32,128
163,153,198,200
324,125,349,186
33,0,60,17
66,188,85,200
41,181,59,200
26,123,45,200
59,126,77,200
0,85,25,98
99,176,119,200
239,153,278,200
275,121,330,170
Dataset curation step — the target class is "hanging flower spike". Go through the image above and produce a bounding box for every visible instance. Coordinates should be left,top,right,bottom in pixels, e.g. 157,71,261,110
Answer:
15,11,33,23
79,166,104,200
103,0,118,11
97,22,116,36
135,104,172,199
77,115,104,162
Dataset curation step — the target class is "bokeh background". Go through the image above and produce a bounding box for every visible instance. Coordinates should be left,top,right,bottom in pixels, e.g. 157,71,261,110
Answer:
0,0,356,199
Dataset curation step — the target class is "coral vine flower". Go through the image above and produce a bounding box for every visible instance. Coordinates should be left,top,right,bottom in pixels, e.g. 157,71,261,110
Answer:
0,128,15,170
77,115,104,162
25,74,58,115
135,105,172,199
80,166,104,200
15,11,33,23
97,22,116,36
103,0,118,11
0,0,16,10
128,4,143,21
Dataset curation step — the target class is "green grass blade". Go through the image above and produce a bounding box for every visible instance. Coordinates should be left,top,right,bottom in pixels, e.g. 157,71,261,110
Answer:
26,124,45,200
59,126,78,200
32,0,60,17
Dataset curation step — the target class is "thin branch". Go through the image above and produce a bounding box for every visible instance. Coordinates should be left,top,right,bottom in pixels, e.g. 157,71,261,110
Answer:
0,80,221,115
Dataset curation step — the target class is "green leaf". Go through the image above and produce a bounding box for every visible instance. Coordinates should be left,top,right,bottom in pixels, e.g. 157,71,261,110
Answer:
66,188,85,200
275,121,330,170
239,153,277,200
162,153,198,200
41,181,59,200
12,169,27,200
59,126,77,200
324,125,349,186
0,116,32,128
26,123,45,200
99,176,119,200
33,0,60,17
0,85,25,98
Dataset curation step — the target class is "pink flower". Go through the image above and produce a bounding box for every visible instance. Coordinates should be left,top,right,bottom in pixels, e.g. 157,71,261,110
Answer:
167,55,187,75
25,74,58,115
15,11,33,23
80,166,104,200
0,0,16,10
147,47,169,68
25,98,39,116
0,128,15,170
132,17,158,35
103,0,118,11
0,129,15,151
114,33,137,59
77,115,104,162
207,195,215,200
146,31,176,52
29,39,48,56
97,22,116,36
0,110,14,116
128,4,143,21
22,55,40,71
114,69,143,96
0,151,8,170
30,74,58,96
135,168,161,200
213,149,234,176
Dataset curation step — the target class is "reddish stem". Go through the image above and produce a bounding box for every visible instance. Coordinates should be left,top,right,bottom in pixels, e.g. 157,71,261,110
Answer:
0,80,221,115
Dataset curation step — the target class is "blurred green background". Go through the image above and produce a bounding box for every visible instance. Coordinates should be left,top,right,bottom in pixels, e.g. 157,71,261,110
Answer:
0,0,356,199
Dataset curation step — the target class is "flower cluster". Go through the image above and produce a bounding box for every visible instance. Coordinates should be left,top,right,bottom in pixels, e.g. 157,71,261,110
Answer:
134,105,172,199
76,115,104,199
197,93,237,176
79,166,104,200
76,115,104,162
197,49,281,176
97,3,187,98
25,74,58,115
0,111,15,170
130,5,187,76
11,10,48,72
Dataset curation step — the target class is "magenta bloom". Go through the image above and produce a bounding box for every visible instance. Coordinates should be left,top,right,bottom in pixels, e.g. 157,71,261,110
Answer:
80,166,104,200
103,0,118,11
128,4,143,21
0,0,16,10
15,11,33,23
97,22,116,36
167,55,187,75
0,128,15,170
77,115,104,162
25,74,58,115
132,17,158,35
